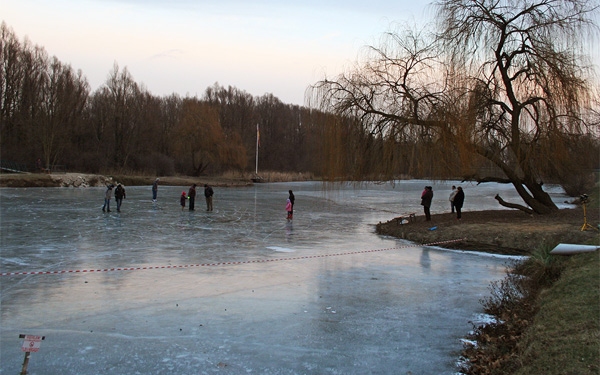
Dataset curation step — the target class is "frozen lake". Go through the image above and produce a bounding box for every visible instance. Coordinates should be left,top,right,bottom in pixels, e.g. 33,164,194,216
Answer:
0,180,570,374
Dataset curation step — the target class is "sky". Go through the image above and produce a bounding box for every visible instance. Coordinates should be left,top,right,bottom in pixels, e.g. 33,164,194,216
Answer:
1,0,434,106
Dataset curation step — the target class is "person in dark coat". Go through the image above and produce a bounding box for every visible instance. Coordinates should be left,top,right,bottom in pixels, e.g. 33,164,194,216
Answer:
188,184,197,211
204,184,214,211
152,178,159,201
114,184,126,212
453,186,465,220
420,186,433,221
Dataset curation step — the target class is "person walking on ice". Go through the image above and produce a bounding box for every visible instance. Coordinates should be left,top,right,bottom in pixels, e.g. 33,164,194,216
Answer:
102,184,114,212
114,183,126,212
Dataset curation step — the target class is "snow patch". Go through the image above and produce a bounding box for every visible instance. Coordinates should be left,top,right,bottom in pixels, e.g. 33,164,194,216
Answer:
266,246,294,253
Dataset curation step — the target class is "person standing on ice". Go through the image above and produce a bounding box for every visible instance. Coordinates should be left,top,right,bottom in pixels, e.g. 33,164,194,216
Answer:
152,178,159,202
204,184,214,211
288,190,295,214
102,184,114,212
188,183,197,211
180,191,187,211
114,183,126,212
286,198,293,222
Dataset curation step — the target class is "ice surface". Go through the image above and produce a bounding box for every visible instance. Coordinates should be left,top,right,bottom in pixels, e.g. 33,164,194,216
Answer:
0,181,570,374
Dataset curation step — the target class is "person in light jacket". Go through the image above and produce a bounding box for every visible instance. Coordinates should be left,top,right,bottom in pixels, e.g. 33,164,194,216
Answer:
102,184,114,212
449,185,457,213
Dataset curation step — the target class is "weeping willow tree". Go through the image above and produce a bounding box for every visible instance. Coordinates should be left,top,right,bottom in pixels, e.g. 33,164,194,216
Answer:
310,0,599,214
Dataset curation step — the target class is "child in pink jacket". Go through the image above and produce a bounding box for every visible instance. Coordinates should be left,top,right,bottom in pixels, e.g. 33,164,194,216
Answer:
285,198,293,222
180,191,187,211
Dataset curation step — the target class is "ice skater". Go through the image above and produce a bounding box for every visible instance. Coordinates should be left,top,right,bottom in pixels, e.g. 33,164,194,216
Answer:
102,184,114,212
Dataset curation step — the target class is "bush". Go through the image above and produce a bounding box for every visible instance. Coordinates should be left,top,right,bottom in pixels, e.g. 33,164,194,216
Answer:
459,244,567,375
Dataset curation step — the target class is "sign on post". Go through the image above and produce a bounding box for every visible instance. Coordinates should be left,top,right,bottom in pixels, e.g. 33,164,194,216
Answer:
19,334,45,375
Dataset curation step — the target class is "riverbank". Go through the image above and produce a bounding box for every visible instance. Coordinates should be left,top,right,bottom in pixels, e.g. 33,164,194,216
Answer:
376,206,598,256
0,172,252,188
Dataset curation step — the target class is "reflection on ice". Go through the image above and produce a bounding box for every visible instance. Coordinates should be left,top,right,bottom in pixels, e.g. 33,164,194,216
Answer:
1,181,568,374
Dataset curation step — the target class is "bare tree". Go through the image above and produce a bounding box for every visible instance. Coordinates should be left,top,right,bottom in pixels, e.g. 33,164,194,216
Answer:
172,98,227,175
38,57,89,170
311,0,599,214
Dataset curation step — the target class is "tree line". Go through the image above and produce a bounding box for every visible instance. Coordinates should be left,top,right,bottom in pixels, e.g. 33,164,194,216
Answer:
1,21,477,181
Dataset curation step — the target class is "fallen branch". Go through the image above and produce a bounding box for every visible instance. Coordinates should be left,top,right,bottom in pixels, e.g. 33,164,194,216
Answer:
494,194,534,215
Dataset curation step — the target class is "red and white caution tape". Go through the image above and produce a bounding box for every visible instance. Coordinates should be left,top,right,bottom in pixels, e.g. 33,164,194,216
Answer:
0,239,464,277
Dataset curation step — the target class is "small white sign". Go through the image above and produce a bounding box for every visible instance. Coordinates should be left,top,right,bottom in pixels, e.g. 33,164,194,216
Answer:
21,335,43,353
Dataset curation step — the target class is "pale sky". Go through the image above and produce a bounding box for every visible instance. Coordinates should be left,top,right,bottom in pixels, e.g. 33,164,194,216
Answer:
1,0,434,106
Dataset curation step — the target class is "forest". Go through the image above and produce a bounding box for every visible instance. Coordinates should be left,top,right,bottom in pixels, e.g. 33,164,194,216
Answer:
0,21,508,182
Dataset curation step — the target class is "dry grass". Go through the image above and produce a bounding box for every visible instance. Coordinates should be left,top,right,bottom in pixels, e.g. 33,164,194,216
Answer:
243,170,316,182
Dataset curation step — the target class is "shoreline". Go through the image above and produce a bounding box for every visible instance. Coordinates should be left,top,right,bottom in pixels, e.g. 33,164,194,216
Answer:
0,172,253,188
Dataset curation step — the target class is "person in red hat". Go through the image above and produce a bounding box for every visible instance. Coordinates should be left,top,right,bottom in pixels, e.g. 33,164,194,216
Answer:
180,191,187,211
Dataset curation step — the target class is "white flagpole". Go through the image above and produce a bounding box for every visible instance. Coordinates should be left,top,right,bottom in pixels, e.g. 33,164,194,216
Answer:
255,123,259,175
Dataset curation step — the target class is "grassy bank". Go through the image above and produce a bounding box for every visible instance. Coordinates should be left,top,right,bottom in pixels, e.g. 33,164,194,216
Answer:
459,191,599,375
514,250,599,374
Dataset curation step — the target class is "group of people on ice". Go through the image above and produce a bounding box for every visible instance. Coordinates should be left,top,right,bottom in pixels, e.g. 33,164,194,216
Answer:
102,183,126,213
104,178,464,223
179,182,214,212
101,178,215,213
